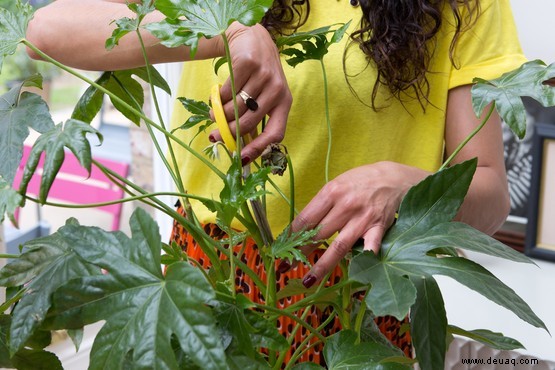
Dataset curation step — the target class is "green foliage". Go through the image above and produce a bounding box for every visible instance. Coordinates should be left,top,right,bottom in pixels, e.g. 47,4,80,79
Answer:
409,276,447,370
0,1,551,369
292,330,411,370
447,326,523,351
200,160,271,227
472,59,555,139
276,22,351,67
0,1,33,72
0,315,62,370
105,0,155,50
43,209,227,370
174,97,213,140
0,218,102,354
270,226,320,265
350,160,546,369
0,177,21,224
72,68,171,125
18,119,102,203
0,76,54,185
147,0,273,56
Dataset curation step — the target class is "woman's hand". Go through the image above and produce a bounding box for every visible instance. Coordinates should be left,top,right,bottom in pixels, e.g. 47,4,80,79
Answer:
285,162,429,288
209,22,292,164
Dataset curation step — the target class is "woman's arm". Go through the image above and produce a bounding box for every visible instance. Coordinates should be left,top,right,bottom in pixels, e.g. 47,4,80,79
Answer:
25,0,223,70
445,84,510,235
26,0,292,162
287,84,510,288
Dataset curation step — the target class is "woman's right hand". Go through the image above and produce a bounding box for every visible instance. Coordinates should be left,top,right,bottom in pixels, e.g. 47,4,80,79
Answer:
209,22,292,165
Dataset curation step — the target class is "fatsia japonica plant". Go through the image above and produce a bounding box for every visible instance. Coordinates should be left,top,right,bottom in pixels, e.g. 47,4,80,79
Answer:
0,0,552,369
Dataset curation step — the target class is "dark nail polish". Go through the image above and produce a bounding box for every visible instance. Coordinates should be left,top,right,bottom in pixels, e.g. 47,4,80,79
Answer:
241,155,251,166
277,260,291,274
208,134,216,143
302,274,317,289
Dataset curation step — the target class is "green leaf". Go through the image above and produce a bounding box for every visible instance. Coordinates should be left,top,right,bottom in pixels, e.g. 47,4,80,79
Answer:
0,1,33,71
0,176,22,224
18,119,102,203
149,0,273,57
471,60,555,139
47,208,228,370
174,97,213,136
72,67,170,124
71,72,111,123
0,315,62,370
270,226,320,265
322,330,411,369
244,310,288,352
213,161,270,226
276,22,351,67
214,299,256,358
448,325,524,351
387,158,477,245
105,1,155,50
0,78,55,185
349,160,547,331
409,276,447,370
349,252,417,320
0,218,101,354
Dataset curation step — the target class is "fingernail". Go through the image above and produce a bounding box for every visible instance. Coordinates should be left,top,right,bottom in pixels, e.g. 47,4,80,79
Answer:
241,155,251,166
277,260,291,274
302,274,317,289
208,134,216,143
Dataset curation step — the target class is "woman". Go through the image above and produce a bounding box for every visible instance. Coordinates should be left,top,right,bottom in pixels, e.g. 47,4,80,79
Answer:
27,0,524,365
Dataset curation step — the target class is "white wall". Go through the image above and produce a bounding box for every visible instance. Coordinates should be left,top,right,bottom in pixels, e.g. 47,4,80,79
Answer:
511,0,555,62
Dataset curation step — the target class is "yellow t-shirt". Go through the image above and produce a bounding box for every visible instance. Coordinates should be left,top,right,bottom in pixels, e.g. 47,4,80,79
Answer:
169,0,526,236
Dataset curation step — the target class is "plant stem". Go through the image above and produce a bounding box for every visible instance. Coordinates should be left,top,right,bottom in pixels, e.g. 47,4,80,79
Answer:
286,154,296,224
23,40,226,181
439,103,496,170
252,302,326,343
320,59,332,183
284,313,335,369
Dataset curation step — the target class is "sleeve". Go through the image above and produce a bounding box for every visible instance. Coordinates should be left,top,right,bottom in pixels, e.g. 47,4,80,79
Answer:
448,0,528,89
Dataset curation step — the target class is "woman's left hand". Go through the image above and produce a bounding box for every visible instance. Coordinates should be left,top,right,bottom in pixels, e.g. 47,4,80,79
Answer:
286,161,429,288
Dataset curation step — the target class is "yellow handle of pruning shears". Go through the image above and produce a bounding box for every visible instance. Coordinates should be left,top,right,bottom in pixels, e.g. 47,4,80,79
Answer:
211,84,253,152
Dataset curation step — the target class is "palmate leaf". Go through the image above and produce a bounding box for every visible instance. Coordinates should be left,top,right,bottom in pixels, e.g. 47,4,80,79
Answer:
46,208,227,370
0,315,63,370
0,0,33,71
349,160,547,347
148,0,273,57
471,60,555,139
292,330,410,370
18,119,102,203
0,218,101,354
0,76,54,185
276,22,351,67
72,68,170,125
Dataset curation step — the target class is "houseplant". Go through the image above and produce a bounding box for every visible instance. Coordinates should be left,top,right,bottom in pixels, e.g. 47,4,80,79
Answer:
0,1,552,369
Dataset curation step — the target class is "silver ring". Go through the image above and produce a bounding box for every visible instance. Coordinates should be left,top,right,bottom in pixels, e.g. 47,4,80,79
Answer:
238,90,258,111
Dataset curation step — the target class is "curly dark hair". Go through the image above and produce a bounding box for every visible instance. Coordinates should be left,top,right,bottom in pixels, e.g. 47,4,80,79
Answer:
261,0,310,37
262,0,480,108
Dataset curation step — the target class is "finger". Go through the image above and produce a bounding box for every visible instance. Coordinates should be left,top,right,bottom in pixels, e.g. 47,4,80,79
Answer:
301,225,361,288
287,202,352,273
362,223,386,255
